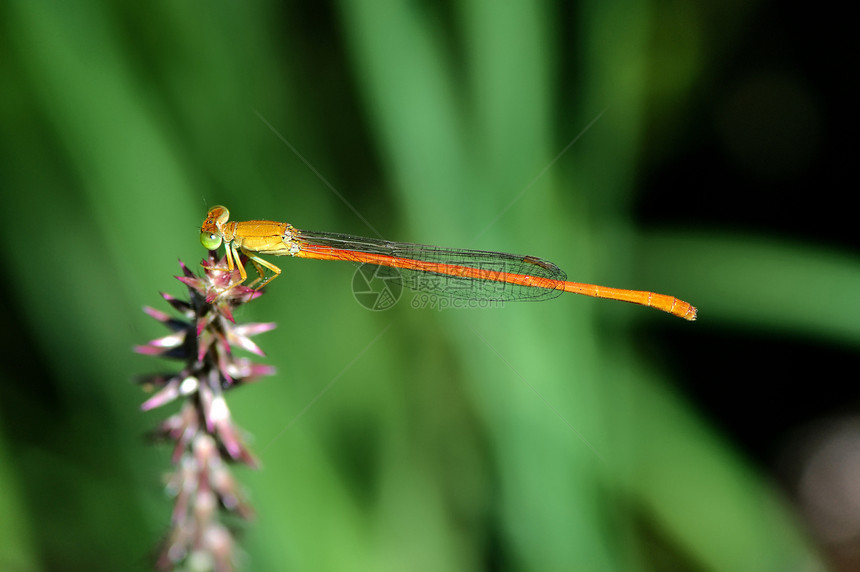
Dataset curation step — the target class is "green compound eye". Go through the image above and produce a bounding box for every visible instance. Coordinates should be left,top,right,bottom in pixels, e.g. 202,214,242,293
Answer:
200,231,222,250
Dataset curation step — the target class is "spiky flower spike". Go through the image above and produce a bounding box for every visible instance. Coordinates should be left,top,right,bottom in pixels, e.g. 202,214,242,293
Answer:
135,252,276,571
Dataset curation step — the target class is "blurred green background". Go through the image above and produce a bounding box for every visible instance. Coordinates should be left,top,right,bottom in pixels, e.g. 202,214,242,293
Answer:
1,2,855,571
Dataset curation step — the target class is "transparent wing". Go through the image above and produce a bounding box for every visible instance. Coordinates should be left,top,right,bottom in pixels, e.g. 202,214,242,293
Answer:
294,230,567,302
